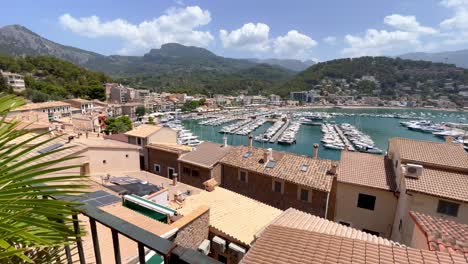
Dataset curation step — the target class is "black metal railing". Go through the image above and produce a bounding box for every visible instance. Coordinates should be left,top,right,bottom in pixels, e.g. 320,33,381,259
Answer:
68,203,219,264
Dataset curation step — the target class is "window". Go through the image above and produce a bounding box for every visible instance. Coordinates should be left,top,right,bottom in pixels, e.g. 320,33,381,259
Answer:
239,170,248,183
362,229,379,236
273,181,282,193
437,200,459,217
398,219,402,231
183,167,191,175
125,154,129,158
154,164,161,173
338,221,351,227
191,170,199,177
300,189,309,202
395,160,399,169
357,193,376,210
137,138,142,145
217,255,227,264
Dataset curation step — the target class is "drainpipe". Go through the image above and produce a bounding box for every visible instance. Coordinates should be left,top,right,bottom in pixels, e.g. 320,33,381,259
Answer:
324,191,330,219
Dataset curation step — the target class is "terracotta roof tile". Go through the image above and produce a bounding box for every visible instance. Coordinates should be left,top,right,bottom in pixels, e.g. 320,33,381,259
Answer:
220,146,335,192
178,141,232,168
14,101,71,111
268,208,398,246
389,138,468,172
147,143,192,154
410,211,468,257
125,124,162,138
175,187,282,246
241,226,465,264
405,167,468,202
338,151,397,191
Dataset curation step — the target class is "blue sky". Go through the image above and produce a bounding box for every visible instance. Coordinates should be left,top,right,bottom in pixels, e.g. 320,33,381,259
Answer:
1,0,468,61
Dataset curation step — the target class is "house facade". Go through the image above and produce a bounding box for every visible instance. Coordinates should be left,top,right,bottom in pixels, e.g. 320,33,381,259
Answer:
219,145,337,219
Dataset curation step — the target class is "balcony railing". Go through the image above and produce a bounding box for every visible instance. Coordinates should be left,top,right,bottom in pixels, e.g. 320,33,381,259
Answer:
66,203,219,264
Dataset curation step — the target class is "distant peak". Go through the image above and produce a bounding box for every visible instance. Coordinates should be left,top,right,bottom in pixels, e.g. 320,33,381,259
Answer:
145,43,216,58
1,24,39,36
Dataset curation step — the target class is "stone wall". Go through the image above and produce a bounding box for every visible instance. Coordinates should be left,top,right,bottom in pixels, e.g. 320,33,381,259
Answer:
173,207,210,250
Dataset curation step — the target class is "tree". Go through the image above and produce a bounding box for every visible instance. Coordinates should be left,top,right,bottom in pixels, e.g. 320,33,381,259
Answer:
148,116,155,125
135,106,146,117
104,116,133,134
0,94,87,263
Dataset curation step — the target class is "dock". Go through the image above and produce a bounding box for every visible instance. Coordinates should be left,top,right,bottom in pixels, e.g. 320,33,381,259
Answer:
333,124,355,151
269,119,291,143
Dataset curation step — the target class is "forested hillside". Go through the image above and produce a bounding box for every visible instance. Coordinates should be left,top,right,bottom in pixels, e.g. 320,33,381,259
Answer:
275,56,468,99
0,55,110,102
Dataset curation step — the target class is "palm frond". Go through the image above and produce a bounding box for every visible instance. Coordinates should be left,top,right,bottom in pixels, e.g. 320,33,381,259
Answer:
0,94,88,263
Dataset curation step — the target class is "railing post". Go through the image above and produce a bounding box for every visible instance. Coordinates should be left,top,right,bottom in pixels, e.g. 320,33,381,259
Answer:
138,243,145,264
89,218,102,264
64,245,73,264
72,214,86,264
111,229,122,264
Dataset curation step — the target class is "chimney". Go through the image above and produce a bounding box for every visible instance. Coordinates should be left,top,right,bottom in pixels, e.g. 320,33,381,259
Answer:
263,148,273,163
172,173,178,186
329,163,338,175
248,133,253,148
313,143,319,158
223,136,228,147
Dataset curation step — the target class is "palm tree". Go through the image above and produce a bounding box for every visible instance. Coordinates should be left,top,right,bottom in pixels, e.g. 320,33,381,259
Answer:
0,94,88,263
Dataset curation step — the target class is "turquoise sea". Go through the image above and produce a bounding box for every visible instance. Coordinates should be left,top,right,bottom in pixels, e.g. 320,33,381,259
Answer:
182,108,468,160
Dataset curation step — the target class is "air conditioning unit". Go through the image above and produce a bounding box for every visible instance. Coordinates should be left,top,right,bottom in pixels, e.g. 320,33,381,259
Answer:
197,239,210,255
212,236,226,253
228,242,246,260
405,164,423,178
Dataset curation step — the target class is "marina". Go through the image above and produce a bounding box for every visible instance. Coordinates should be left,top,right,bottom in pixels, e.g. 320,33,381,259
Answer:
181,108,467,160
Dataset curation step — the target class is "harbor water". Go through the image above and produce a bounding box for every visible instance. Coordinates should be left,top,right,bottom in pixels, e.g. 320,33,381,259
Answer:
182,108,468,160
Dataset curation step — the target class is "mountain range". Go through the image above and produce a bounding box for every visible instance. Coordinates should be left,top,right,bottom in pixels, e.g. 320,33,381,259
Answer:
399,49,468,69
0,24,466,104
0,24,311,73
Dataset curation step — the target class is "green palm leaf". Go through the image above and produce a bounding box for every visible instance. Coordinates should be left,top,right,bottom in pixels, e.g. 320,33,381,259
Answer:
0,94,88,263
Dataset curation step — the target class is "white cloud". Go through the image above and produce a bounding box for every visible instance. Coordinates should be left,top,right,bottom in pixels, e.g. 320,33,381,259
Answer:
273,30,317,58
343,29,420,57
323,36,337,45
220,23,317,59
440,0,468,7
342,13,437,57
59,6,214,54
219,23,270,52
384,14,437,34
439,0,468,44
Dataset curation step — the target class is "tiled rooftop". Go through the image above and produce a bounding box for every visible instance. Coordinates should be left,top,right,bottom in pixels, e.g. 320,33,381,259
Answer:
147,143,192,154
178,141,232,168
14,101,71,111
124,124,162,138
338,151,397,191
405,166,468,202
410,211,468,257
390,138,468,172
175,187,282,246
241,225,467,264
220,146,335,192
268,208,398,246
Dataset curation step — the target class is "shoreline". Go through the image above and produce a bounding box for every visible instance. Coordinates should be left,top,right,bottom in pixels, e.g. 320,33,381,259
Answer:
279,105,467,113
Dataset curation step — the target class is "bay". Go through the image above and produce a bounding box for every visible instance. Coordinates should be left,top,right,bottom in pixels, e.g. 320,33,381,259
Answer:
182,108,468,160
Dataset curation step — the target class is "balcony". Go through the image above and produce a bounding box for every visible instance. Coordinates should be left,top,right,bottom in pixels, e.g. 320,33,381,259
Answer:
65,202,219,264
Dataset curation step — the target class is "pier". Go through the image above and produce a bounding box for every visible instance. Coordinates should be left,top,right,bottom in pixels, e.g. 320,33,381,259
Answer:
333,124,355,151
270,119,291,143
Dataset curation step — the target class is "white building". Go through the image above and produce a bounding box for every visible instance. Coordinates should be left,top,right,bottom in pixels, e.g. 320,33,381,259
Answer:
1,70,26,92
